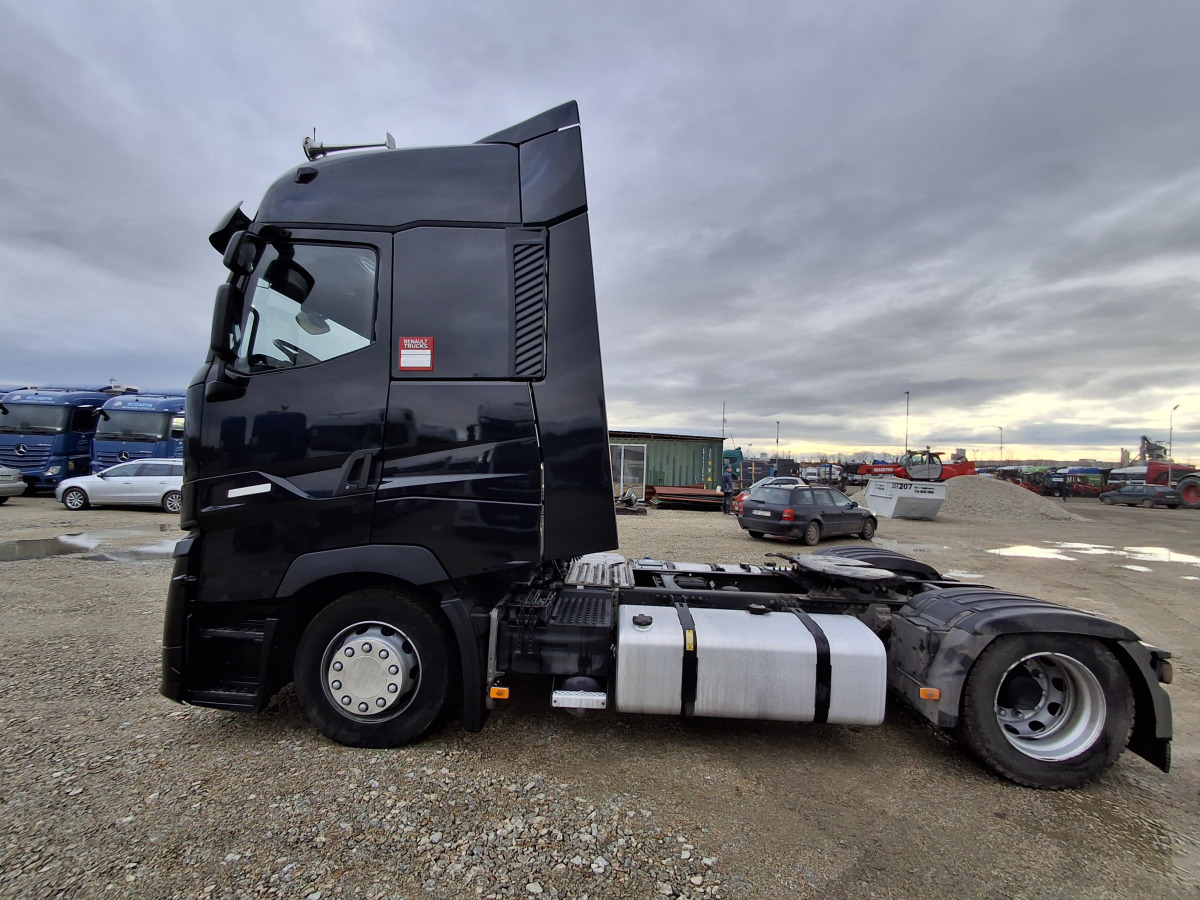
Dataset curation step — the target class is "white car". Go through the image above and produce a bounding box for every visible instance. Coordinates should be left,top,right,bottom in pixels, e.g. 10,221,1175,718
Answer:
55,458,184,513
0,465,24,504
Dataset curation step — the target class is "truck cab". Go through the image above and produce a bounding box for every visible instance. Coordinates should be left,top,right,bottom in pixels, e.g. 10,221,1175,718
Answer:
0,385,131,489
92,391,186,469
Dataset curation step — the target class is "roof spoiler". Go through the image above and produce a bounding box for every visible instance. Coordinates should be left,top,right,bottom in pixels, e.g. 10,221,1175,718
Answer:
477,101,579,146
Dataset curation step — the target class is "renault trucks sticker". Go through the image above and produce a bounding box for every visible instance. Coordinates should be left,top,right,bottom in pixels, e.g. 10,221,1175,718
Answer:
399,336,434,371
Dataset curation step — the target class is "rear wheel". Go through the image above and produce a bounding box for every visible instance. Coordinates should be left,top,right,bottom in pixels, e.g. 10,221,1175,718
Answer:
958,634,1133,789
294,589,450,747
0,497,7,505
801,520,822,546
62,487,89,510
161,490,182,514
748,530,764,539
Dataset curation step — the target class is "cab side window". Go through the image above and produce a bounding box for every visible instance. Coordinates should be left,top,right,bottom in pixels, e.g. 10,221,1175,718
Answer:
233,243,378,374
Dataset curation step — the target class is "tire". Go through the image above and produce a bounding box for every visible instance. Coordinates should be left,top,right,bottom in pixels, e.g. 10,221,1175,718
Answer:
859,518,876,540
748,530,764,539
801,520,822,546
294,588,450,748
1141,499,1154,509
1101,496,1113,505
957,634,1133,789
62,487,90,510
0,496,7,505
161,490,182,514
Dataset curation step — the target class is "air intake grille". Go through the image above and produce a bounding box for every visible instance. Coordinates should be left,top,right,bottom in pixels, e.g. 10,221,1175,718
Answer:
513,243,547,377
552,594,613,627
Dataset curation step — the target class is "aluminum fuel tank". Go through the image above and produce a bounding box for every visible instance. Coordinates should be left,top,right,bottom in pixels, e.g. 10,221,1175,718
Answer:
615,604,886,726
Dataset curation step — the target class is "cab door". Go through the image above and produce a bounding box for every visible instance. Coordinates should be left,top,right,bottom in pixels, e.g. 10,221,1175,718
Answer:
195,232,391,604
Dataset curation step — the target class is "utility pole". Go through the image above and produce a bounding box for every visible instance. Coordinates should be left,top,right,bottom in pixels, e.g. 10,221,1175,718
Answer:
996,426,1004,467
776,421,780,468
904,391,910,455
721,401,726,441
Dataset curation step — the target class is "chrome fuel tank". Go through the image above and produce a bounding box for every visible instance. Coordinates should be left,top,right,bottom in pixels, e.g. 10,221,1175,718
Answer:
614,604,886,726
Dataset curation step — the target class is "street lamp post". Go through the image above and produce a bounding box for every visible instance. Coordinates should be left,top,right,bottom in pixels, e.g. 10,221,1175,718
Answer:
775,421,780,472
996,426,1004,468
904,391,910,455
1169,404,1180,486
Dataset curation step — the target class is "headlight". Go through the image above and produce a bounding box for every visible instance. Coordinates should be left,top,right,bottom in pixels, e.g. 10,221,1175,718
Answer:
45,465,62,476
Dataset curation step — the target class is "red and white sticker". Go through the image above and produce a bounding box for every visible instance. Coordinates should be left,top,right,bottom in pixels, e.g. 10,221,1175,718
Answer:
398,336,434,371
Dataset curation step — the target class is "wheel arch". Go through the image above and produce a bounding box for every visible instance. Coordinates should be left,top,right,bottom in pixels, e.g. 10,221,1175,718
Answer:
269,545,486,733
889,587,1172,772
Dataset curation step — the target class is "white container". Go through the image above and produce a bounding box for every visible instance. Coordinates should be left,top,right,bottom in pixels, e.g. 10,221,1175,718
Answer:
864,477,947,519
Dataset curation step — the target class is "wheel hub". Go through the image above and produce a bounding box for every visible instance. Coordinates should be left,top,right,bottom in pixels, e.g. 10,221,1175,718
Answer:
323,623,420,718
994,652,1106,761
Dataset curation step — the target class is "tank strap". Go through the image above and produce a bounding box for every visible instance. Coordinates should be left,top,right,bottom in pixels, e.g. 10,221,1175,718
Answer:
788,609,831,723
673,602,698,717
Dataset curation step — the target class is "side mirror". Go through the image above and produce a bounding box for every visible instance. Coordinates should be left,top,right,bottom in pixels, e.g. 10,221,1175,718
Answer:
222,230,262,276
210,284,238,363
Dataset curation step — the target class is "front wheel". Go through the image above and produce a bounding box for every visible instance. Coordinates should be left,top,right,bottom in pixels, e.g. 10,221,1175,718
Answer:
957,635,1133,789
161,490,182,514
294,589,450,747
859,518,876,540
1141,499,1155,508
1101,496,1114,505
62,487,90,510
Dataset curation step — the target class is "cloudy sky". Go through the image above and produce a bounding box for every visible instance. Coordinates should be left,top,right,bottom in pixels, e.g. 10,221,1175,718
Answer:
3,2,1198,464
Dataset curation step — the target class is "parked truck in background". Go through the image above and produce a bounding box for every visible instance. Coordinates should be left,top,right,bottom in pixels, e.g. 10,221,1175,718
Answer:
0,384,134,489
161,103,1173,789
92,391,186,470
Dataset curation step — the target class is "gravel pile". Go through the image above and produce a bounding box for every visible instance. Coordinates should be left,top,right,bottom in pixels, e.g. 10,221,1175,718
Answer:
852,475,1086,522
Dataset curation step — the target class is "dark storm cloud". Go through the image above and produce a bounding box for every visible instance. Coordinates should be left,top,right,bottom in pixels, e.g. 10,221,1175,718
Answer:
1,1,1197,459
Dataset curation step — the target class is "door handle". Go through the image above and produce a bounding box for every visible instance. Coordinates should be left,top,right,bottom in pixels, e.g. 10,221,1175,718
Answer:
335,450,376,496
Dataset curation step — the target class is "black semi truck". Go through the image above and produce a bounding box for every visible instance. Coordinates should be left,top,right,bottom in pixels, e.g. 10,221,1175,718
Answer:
162,103,1172,789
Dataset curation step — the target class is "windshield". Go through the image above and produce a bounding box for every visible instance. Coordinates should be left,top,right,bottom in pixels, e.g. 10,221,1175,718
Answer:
95,410,171,441
231,242,377,374
0,404,69,434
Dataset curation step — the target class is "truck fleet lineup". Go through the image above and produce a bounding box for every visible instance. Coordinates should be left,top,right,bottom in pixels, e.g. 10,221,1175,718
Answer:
150,103,1176,790
0,385,184,488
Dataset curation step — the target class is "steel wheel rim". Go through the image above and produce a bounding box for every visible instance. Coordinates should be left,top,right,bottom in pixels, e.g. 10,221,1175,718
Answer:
993,652,1106,761
321,621,421,720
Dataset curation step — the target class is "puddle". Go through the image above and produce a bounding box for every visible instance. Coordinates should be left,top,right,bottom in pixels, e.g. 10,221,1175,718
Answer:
943,570,986,580
872,538,949,554
989,544,1076,560
0,524,179,564
988,542,1200,570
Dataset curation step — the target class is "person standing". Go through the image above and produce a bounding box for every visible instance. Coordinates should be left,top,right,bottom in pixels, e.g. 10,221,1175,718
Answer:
720,466,735,514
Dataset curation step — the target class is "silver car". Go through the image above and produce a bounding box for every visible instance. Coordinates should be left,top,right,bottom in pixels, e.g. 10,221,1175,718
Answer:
0,465,24,504
55,459,184,513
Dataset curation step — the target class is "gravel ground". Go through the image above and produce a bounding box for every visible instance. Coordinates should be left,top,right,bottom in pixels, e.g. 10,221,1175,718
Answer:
1,490,1198,899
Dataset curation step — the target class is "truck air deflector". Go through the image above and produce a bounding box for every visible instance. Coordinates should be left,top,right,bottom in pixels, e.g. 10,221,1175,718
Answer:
477,101,580,146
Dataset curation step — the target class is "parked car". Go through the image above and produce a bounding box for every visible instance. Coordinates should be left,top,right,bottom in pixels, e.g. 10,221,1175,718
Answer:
731,475,807,515
1097,484,1182,509
0,465,24,504
54,458,184,513
737,483,877,545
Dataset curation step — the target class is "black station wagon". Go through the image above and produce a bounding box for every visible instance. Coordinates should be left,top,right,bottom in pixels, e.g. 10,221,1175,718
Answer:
1097,484,1182,509
736,484,877,545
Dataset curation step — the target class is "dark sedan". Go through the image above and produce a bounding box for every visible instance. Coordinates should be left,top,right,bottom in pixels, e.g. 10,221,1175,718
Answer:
1098,484,1182,509
736,484,877,545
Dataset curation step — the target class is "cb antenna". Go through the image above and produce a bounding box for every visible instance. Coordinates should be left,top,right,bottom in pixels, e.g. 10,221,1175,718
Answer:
302,129,396,161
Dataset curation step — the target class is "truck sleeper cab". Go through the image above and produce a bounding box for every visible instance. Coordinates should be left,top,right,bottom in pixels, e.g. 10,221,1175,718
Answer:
162,104,1172,789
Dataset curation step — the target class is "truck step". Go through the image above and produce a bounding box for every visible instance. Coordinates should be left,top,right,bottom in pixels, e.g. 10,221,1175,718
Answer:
185,680,259,711
552,690,608,710
197,621,268,641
